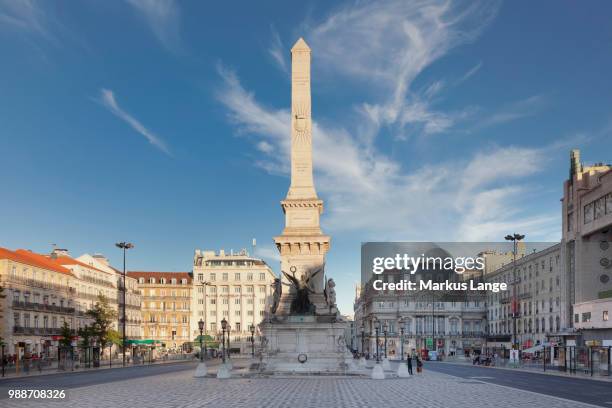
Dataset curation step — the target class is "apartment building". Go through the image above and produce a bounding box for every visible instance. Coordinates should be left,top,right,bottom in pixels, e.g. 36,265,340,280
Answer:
78,253,142,340
0,248,79,357
127,271,192,351
354,262,487,358
485,243,568,350
192,249,276,354
562,149,612,346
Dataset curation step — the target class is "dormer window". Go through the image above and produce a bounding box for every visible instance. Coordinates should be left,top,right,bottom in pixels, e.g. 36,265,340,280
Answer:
149,278,155,284
171,278,177,284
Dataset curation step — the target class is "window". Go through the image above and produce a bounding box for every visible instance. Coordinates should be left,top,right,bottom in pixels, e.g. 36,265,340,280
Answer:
259,286,266,293
198,273,203,281
582,312,591,323
210,273,216,281
584,202,594,224
247,273,253,281
595,197,604,219
604,311,609,322
235,298,241,305
222,298,229,305
247,286,254,293
234,287,241,293
210,299,216,305
222,273,228,281
259,273,265,280
235,273,240,281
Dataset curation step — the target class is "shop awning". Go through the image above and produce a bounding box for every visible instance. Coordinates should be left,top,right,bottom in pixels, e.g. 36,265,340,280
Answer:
125,339,156,345
522,345,543,353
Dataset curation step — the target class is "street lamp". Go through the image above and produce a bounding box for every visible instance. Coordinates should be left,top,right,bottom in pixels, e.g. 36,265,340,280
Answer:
505,233,525,350
198,319,205,362
383,321,388,359
220,318,227,364
374,319,380,363
226,324,231,360
115,241,134,367
399,318,405,361
249,325,255,357
360,323,365,357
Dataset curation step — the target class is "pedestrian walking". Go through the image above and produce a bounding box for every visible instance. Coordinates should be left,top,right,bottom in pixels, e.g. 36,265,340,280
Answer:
407,353,413,375
416,355,423,373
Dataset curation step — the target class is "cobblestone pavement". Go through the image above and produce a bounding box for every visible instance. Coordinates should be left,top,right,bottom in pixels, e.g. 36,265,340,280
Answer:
1,364,601,408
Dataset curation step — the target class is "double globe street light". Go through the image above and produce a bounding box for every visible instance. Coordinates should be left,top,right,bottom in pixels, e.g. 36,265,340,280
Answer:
194,318,208,378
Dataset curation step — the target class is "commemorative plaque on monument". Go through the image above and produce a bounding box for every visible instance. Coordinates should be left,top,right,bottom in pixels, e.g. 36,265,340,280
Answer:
258,38,351,374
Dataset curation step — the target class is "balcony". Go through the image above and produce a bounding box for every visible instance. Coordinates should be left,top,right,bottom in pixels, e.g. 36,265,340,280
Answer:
12,300,75,314
80,275,116,289
13,326,76,336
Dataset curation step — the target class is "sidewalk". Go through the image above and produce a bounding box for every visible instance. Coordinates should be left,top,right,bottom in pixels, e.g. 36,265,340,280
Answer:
436,358,612,383
0,356,199,380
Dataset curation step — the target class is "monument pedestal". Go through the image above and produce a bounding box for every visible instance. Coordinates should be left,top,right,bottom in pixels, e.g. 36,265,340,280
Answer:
259,315,351,374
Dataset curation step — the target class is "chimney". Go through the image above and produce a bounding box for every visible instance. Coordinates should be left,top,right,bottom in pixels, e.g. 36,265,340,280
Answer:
51,248,70,258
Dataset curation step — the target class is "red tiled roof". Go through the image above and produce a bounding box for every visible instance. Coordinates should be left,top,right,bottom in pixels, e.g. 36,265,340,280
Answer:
0,248,74,276
127,271,192,283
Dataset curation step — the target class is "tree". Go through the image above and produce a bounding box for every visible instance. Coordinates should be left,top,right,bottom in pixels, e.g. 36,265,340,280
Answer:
77,325,94,348
107,329,123,347
58,321,72,349
85,294,117,349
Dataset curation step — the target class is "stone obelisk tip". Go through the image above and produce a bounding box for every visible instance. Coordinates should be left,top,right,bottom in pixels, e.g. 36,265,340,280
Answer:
291,37,311,52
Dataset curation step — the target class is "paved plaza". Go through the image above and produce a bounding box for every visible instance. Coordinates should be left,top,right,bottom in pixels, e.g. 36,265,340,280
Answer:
1,361,604,408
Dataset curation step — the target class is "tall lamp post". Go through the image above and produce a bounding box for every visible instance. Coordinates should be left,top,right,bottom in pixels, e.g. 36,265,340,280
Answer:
374,319,380,363
220,318,227,364
249,325,255,357
505,233,525,350
226,324,231,360
115,241,133,367
399,318,405,361
360,323,365,357
198,319,205,361
383,321,388,359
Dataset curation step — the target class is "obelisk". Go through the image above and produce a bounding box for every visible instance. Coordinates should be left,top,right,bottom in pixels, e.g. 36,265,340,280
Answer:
259,38,351,374
274,38,330,308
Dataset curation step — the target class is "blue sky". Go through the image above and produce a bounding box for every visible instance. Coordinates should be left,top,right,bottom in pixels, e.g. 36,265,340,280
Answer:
1,0,611,314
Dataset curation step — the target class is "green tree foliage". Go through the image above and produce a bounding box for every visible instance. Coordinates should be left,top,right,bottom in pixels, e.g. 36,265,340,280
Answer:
107,329,123,347
59,321,73,349
85,294,117,347
77,325,94,348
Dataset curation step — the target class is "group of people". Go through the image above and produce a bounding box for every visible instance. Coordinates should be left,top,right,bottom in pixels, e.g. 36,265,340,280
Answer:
472,352,497,366
353,351,424,374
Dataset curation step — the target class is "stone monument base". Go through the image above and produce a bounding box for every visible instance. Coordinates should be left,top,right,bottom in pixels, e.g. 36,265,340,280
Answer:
258,315,352,374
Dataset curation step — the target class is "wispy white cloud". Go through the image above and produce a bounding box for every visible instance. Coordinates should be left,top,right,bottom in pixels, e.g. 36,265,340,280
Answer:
125,0,181,51
306,0,500,138
268,26,287,73
98,88,171,156
458,61,483,84
216,67,559,242
474,94,547,129
217,0,559,243
0,0,59,44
